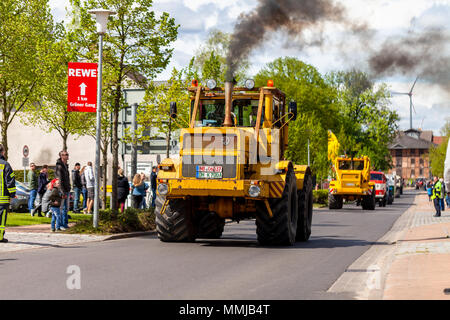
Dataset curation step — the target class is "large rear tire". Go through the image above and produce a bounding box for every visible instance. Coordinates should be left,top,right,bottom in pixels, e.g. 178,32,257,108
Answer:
328,193,343,209
256,169,298,246
362,187,376,210
296,172,313,242
155,195,196,242
196,212,225,239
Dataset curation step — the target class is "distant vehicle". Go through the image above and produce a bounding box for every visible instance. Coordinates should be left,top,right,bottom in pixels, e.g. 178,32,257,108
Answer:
9,181,75,213
10,181,29,212
415,178,425,190
370,171,387,207
385,174,396,204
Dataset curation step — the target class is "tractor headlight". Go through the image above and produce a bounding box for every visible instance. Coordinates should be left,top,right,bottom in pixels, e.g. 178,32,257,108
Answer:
206,79,217,90
245,79,255,90
157,183,169,196
248,185,261,198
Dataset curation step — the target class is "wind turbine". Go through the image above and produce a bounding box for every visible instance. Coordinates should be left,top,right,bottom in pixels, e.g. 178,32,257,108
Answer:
390,76,419,130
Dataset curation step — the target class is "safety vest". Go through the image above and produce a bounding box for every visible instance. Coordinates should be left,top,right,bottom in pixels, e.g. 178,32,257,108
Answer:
0,156,16,205
431,181,442,200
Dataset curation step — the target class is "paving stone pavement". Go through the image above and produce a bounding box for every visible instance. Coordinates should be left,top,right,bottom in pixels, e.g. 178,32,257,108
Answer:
328,190,450,299
0,231,110,253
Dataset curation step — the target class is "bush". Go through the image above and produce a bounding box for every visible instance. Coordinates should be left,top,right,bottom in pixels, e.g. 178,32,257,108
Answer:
68,207,155,234
313,189,328,205
14,169,55,183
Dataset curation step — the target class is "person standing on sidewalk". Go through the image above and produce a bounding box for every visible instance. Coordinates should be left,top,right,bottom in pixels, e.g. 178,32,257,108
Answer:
84,162,95,214
71,163,82,213
55,151,71,228
28,163,38,216
117,168,129,213
48,178,65,232
440,178,446,211
34,164,49,217
444,140,450,208
0,144,16,243
80,166,88,211
150,166,157,208
431,176,443,217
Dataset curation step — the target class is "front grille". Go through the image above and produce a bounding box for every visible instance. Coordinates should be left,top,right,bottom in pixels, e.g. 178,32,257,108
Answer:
182,155,237,178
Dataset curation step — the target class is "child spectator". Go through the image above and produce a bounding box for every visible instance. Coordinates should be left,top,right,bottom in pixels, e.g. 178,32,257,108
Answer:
49,178,65,232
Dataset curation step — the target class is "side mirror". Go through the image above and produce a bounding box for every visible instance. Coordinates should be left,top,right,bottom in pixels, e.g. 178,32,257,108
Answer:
170,102,177,119
288,101,297,121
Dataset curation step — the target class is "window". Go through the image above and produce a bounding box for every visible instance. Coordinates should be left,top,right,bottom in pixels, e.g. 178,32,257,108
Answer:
370,173,384,181
411,169,415,178
419,158,424,165
411,158,415,166
192,99,262,127
395,150,402,157
419,168,423,176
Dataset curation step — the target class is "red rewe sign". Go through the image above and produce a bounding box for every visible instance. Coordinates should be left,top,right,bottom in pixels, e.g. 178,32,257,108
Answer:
67,62,98,112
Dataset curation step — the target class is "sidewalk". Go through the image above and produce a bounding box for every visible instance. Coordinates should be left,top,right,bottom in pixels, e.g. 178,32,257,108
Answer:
328,190,450,300
383,194,450,300
2,222,155,254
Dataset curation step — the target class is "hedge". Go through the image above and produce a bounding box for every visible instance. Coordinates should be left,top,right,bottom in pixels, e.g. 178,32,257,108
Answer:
14,169,55,183
313,189,328,205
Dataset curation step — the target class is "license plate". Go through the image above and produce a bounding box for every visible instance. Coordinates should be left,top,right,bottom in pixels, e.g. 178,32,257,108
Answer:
196,166,223,179
345,183,355,187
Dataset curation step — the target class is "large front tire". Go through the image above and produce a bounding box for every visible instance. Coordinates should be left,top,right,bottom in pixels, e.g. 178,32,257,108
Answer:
256,169,298,246
296,172,313,242
155,195,196,242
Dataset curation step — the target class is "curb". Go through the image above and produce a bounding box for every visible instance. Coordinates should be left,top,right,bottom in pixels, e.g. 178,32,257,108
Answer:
102,230,157,241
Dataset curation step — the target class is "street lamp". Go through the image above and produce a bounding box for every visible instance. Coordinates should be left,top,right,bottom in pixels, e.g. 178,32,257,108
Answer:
88,8,116,228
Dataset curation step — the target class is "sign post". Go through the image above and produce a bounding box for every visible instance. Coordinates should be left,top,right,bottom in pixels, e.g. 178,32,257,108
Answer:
67,62,98,113
23,145,29,183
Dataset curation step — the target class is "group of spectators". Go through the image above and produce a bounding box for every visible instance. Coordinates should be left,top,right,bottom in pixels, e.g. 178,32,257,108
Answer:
28,151,96,231
117,166,158,212
27,152,158,230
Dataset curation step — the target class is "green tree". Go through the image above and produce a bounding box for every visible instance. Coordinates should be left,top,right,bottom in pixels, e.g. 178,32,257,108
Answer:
429,120,450,177
20,28,96,151
255,57,340,181
132,68,190,158
327,69,399,171
0,0,55,158
202,51,222,82
191,29,248,84
69,0,179,214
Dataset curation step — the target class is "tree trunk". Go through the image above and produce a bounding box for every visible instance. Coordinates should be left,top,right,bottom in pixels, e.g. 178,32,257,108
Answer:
1,118,8,160
101,147,108,209
111,86,121,216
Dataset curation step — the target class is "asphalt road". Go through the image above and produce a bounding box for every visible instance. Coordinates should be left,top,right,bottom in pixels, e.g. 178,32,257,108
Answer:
0,190,417,300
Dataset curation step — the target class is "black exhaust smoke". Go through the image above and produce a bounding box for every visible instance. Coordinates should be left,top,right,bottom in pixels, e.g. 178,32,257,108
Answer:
225,0,364,81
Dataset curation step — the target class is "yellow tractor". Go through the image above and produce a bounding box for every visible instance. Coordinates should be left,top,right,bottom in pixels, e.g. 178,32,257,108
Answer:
155,79,313,246
327,132,376,210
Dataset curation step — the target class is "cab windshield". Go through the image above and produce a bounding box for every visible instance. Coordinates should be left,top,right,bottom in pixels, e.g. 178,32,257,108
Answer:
191,99,262,127
338,160,365,170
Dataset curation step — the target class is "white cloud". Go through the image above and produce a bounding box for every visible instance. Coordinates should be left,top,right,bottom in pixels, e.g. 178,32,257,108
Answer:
48,0,450,135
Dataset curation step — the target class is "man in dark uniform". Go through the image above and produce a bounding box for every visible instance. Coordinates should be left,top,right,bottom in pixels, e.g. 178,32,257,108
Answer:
0,144,16,243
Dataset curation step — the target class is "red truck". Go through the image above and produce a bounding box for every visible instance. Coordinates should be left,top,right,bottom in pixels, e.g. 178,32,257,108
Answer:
370,171,388,207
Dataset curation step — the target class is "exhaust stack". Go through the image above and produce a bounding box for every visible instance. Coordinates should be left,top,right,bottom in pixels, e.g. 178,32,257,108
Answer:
223,81,234,127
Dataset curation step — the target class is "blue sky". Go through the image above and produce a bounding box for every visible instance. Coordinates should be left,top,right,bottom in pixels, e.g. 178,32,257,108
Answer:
50,0,450,135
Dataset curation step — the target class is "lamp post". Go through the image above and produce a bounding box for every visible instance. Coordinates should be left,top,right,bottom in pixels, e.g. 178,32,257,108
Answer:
88,8,116,228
